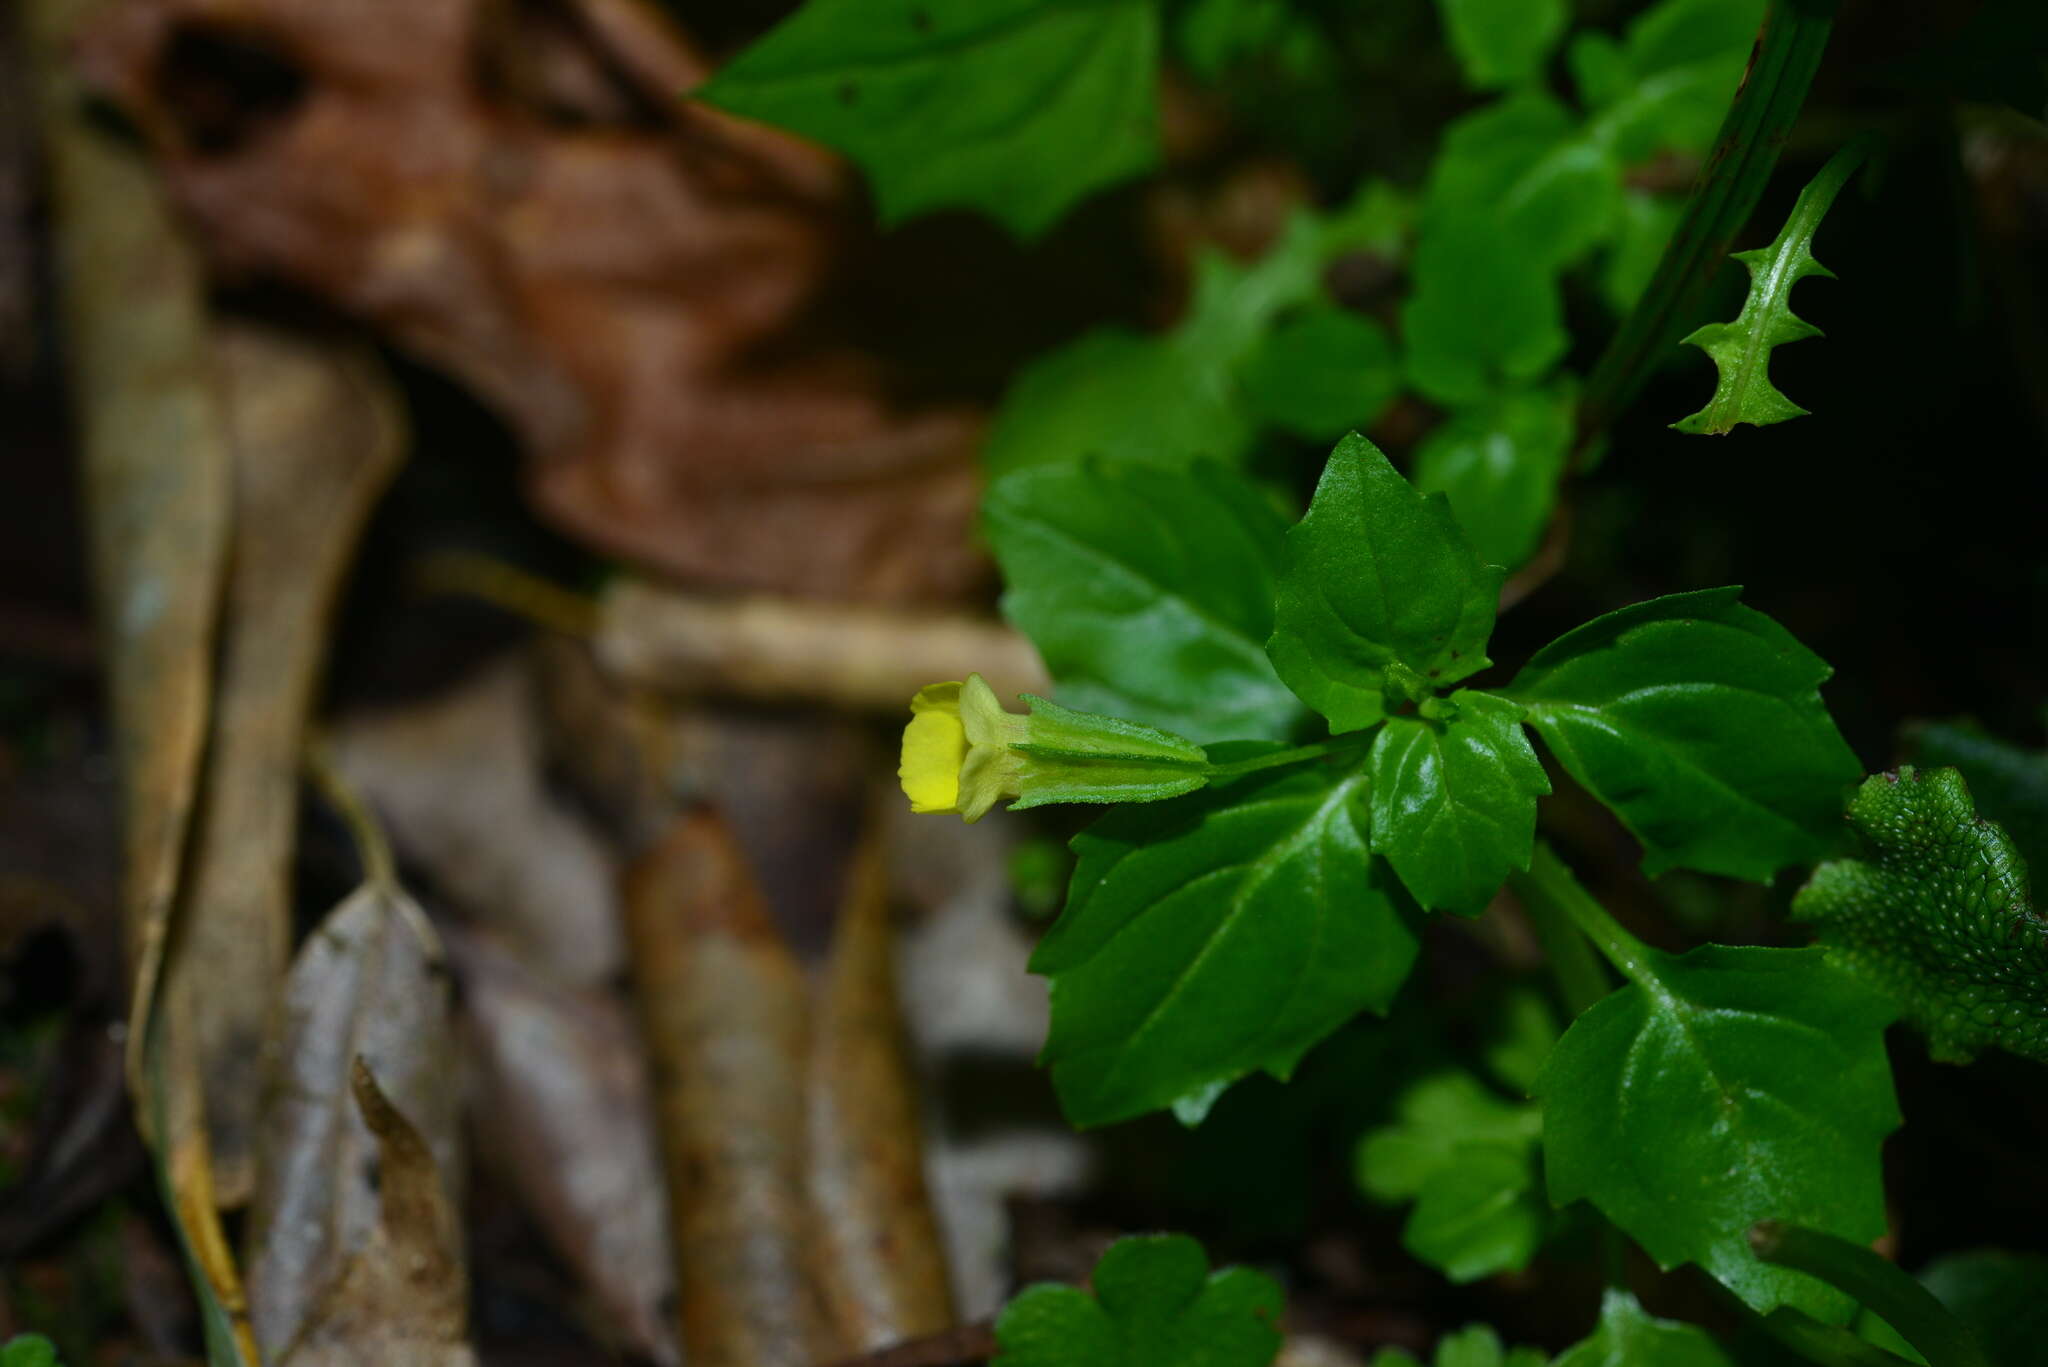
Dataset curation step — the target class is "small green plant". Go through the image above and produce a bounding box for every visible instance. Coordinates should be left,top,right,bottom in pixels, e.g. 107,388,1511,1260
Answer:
993,1235,1284,1366
709,0,2045,1361
0,1335,61,1367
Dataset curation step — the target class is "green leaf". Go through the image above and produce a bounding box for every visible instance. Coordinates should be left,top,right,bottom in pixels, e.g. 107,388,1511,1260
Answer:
1426,94,1624,272
1575,0,1766,162
1904,718,2048,874
986,461,1301,744
1176,0,1330,84
1268,435,1503,732
1536,944,1900,1320
1,1337,59,1367
1861,1250,2048,1367
1793,767,2048,1066
1369,691,1550,915
1402,95,1620,404
1601,191,1685,314
1356,1071,1546,1283
1435,0,1569,89
1357,1071,1542,1201
696,0,1159,238
1673,138,1873,434
987,326,1261,477
1507,587,1861,879
1375,1326,1550,1367
985,221,1326,476
1481,987,1562,1095
1402,1145,1548,1286
1034,764,1420,1127
1554,1289,1736,1367
994,1234,1285,1367
1411,383,1575,571
1239,305,1400,441
1401,224,1569,406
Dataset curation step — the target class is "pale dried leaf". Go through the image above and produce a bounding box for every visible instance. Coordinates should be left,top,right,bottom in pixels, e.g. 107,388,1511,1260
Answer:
332,657,624,987
272,1059,474,1367
246,871,461,1362
453,929,679,1366
182,321,406,1205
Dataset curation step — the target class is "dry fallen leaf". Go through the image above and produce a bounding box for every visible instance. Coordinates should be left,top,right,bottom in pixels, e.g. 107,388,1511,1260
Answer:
245,759,465,1366
808,830,958,1350
76,0,987,604
270,1057,475,1367
180,320,406,1206
23,0,247,1353
332,656,625,988
626,808,835,1367
450,927,679,1367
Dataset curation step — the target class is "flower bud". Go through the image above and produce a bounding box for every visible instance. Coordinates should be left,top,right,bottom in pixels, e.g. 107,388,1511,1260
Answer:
898,674,1209,823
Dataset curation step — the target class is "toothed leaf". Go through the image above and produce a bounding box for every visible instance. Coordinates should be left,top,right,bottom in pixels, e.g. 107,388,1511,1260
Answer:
1673,139,1873,435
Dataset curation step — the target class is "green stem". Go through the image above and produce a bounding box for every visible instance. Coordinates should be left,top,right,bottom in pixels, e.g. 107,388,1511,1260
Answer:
1751,1223,1992,1367
1508,845,1614,1017
1578,0,1841,450
1758,1308,1926,1367
1203,729,1378,778
1511,841,1657,992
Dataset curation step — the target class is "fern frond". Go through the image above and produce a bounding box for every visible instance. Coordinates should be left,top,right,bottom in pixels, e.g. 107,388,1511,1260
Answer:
1672,136,1877,435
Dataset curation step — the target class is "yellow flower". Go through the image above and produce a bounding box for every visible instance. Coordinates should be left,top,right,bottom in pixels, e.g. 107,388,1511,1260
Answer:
898,674,1028,822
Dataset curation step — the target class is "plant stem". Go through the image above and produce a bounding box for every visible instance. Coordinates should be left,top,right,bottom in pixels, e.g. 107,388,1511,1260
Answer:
1203,729,1378,778
1578,0,1841,450
1751,1222,1992,1367
1511,841,1658,991
1509,842,1615,1016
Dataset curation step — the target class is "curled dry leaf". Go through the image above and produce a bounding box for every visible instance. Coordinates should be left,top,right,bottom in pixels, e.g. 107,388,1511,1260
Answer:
597,577,1049,713
270,1058,475,1367
332,656,624,988
245,763,464,1366
179,320,406,1206
24,0,246,1351
24,0,227,1118
625,808,835,1367
450,928,679,1367
808,831,958,1350
75,0,986,603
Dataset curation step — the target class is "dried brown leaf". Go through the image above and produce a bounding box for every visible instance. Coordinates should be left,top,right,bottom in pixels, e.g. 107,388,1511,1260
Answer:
332,656,625,987
76,0,986,603
25,0,245,1354
626,809,834,1367
808,833,957,1351
451,928,678,1367
24,0,228,1120
270,1057,474,1367
246,763,464,1365
181,320,406,1206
